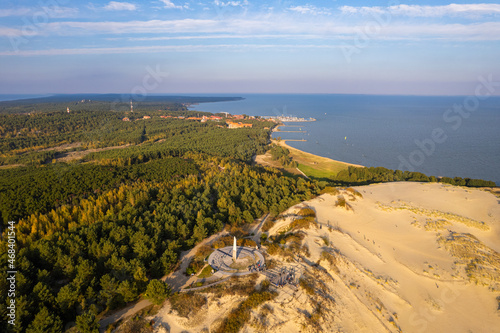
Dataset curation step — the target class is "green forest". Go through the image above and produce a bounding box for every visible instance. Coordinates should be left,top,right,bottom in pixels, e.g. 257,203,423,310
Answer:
0,98,318,332
0,96,495,332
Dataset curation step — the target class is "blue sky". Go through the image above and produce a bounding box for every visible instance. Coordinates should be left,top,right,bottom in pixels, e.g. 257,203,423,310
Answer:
1,0,500,95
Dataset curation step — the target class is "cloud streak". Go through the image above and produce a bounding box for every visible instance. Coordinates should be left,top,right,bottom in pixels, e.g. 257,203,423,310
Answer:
288,5,331,16
0,6,78,18
160,0,188,10
4,18,498,41
103,2,137,11
340,3,500,17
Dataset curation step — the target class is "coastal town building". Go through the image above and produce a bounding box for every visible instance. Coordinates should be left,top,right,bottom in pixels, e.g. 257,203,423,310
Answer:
227,121,253,129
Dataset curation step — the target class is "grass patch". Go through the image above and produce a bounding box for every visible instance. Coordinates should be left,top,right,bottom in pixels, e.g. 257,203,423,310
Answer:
297,163,333,179
186,245,213,275
274,140,354,179
198,265,214,278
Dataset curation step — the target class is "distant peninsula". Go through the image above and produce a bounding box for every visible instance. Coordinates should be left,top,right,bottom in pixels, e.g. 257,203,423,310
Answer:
0,94,244,107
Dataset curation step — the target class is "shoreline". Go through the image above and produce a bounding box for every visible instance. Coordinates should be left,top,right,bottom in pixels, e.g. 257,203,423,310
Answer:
275,139,364,168
271,124,364,169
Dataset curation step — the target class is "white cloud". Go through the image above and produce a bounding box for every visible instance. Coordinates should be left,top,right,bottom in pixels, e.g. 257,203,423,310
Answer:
0,27,25,37
160,0,188,9
340,4,500,17
288,5,330,15
0,6,78,18
0,8,32,17
104,2,137,11
214,0,248,7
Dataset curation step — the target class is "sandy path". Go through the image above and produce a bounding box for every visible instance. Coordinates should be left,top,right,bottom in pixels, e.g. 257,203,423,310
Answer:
99,228,229,331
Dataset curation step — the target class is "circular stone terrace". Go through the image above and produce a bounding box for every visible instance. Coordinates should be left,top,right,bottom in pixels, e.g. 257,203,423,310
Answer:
208,246,265,276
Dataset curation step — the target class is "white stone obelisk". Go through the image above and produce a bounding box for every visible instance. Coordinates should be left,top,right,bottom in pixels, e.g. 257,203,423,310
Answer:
233,236,237,261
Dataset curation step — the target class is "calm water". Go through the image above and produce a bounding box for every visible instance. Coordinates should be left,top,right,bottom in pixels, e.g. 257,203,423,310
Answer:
0,94,53,102
190,94,500,185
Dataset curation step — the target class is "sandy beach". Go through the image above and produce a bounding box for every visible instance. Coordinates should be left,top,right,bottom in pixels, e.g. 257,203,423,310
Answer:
274,138,364,168
153,182,500,332
272,124,363,168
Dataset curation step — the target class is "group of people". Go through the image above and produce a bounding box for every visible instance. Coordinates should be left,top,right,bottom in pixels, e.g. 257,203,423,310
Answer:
248,260,266,272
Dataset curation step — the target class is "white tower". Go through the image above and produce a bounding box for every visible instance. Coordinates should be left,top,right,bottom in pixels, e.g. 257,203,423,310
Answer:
130,100,133,112
233,236,237,261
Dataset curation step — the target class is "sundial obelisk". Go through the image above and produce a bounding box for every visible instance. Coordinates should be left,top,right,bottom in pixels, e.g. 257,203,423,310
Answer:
233,236,237,261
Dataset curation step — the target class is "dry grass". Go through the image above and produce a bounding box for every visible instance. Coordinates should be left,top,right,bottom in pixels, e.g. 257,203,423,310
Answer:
204,274,259,298
346,187,363,198
424,219,452,231
335,196,353,211
379,202,489,230
169,293,207,318
438,232,500,290
321,186,340,195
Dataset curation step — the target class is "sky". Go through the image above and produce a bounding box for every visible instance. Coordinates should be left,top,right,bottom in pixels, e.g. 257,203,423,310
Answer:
0,0,500,95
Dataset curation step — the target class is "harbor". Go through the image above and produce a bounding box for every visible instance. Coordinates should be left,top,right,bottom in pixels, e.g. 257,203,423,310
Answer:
263,115,316,122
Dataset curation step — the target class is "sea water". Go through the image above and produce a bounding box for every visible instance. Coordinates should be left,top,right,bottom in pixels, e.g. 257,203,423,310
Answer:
190,94,500,185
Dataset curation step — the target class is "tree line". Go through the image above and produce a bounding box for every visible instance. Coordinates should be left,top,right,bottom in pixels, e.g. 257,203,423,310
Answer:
331,166,496,187
0,154,319,332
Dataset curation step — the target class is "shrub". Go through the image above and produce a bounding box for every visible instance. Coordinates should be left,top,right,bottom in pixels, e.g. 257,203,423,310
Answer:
143,280,171,305
267,243,281,256
297,207,316,217
346,187,363,198
290,216,316,230
320,186,340,195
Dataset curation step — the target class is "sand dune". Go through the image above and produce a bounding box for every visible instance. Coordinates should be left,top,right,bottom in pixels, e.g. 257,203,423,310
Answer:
153,182,500,333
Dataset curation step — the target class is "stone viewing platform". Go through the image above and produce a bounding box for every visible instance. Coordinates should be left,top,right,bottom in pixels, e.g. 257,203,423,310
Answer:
208,238,265,276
